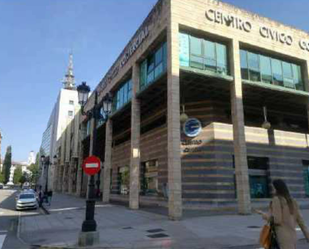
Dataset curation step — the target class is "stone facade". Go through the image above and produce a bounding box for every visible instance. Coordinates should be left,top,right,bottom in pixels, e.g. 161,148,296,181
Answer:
56,0,309,219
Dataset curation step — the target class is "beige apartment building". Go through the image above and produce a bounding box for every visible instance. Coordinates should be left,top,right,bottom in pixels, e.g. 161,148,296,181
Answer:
55,0,309,219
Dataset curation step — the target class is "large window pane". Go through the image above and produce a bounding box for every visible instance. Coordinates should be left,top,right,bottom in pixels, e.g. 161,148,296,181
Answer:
123,83,128,104
179,33,189,67
260,55,272,84
127,80,132,100
154,47,163,78
292,64,304,90
216,43,227,74
282,62,294,88
162,42,167,71
147,54,155,83
140,60,147,89
240,50,249,80
248,52,260,82
190,36,203,69
272,59,283,86
204,40,216,72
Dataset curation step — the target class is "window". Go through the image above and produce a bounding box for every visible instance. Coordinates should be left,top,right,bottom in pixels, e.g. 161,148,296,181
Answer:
68,110,74,117
69,100,74,105
248,157,270,199
179,33,228,75
118,166,129,195
260,55,272,84
140,160,159,196
140,42,167,91
112,79,132,112
272,59,283,86
248,52,260,82
303,160,309,197
240,50,304,91
233,156,270,199
240,50,249,80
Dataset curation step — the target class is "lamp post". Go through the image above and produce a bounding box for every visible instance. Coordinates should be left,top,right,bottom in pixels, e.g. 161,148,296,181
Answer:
77,82,112,237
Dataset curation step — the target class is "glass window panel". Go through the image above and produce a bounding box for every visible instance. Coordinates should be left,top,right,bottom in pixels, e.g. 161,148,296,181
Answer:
123,83,128,104
271,59,283,86
190,36,203,69
179,33,190,67
282,62,294,88
248,52,260,82
240,50,249,80
216,43,227,74
154,64,163,78
292,64,304,90
128,80,132,100
249,175,269,198
155,47,163,66
162,42,167,71
140,60,147,89
190,36,202,56
147,55,155,83
260,55,272,84
204,40,216,72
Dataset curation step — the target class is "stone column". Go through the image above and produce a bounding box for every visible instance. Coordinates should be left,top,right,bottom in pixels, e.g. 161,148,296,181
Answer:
68,162,73,194
58,165,63,192
167,19,182,220
103,119,113,203
303,61,309,131
230,39,251,215
62,165,68,193
129,63,141,210
76,159,83,196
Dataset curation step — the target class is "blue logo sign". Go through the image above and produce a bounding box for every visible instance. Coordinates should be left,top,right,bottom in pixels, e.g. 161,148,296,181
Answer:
183,118,202,137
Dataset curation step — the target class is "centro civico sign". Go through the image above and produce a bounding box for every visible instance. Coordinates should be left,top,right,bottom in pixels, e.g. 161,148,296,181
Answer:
205,9,309,51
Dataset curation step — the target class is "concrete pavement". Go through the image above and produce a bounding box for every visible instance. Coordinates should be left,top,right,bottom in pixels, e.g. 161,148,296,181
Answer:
19,193,309,248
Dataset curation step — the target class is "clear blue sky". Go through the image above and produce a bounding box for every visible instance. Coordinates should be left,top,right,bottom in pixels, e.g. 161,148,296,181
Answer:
0,0,308,162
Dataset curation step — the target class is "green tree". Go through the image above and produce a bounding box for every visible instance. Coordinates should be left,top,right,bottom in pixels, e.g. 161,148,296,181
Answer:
3,146,12,184
19,172,29,185
29,162,39,184
0,173,4,183
13,166,22,184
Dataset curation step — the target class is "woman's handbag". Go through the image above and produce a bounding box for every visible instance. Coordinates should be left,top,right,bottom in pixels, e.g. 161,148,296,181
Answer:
259,217,280,249
259,223,271,248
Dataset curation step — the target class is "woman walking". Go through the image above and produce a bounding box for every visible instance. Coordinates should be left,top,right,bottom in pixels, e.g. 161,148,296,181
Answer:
257,179,309,249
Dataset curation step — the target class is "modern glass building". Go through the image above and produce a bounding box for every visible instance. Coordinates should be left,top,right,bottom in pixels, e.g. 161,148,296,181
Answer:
56,0,309,219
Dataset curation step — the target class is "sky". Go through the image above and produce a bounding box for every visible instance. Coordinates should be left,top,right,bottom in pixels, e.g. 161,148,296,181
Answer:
0,0,308,162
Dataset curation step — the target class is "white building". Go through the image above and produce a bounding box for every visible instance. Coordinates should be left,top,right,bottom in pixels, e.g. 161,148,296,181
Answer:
39,54,80,191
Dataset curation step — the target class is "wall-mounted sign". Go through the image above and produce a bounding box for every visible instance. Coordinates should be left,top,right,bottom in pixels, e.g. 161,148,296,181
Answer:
183,118,202,137
205,8,309,51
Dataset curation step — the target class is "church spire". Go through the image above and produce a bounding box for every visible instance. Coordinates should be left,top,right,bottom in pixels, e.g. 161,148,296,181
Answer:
63,53,75,89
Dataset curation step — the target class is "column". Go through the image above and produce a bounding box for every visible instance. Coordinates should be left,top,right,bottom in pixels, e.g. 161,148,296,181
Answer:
129,63,141,210
167,19,182,220
230,39,251,215
304,61,309,131
62,165,68,193
76,160,83,196
58,165,63,192
68,162,73,194
103,119,113,203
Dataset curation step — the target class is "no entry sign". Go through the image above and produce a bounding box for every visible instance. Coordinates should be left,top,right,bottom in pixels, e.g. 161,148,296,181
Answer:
82,156,101,175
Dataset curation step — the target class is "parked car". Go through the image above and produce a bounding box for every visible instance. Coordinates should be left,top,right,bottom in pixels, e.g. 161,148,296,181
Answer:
16,192,37,211
0,183,3,189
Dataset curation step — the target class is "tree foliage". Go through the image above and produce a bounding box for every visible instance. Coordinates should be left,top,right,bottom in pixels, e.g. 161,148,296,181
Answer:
3,146,12,184
13,166,22,184
29,162,39,184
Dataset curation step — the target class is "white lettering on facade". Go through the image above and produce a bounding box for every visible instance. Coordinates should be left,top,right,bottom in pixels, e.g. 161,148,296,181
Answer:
205,9,252,33
259,26,293,46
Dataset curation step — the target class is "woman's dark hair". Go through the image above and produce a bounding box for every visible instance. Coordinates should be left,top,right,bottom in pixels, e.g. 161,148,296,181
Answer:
273,179,294,214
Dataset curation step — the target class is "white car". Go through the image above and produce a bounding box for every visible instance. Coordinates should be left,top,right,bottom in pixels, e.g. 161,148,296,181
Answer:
16,192,38,211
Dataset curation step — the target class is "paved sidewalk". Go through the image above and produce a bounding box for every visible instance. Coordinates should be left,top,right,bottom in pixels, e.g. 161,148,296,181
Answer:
19,193,309,249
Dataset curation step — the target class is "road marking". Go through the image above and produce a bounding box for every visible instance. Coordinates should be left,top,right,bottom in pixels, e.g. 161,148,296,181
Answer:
0,234,6,249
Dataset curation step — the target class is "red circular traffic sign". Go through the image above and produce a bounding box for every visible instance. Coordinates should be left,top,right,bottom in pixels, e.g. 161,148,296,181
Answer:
82,156,101,175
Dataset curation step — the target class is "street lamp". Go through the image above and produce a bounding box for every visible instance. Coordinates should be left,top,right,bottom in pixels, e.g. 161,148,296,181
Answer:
77,81,112,236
